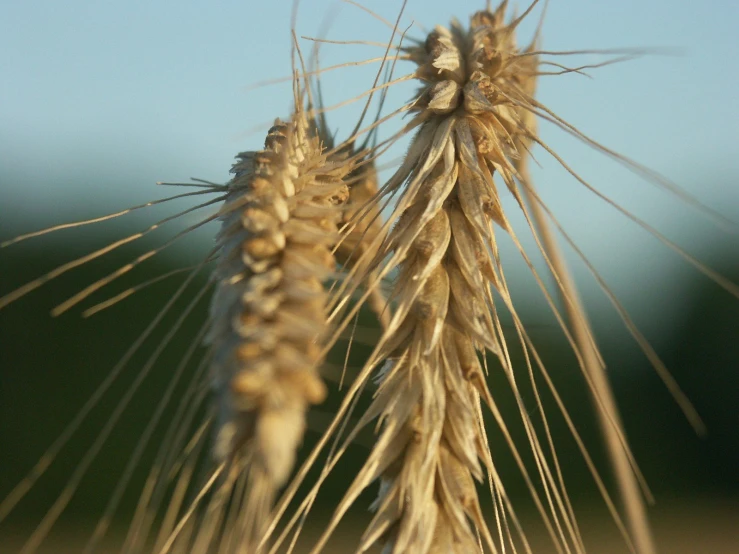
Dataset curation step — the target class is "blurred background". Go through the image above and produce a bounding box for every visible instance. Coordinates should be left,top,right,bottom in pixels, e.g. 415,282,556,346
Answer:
1,0,738,552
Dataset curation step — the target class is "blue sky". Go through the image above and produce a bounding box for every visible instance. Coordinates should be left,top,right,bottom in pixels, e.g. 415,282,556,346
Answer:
1,0,737,330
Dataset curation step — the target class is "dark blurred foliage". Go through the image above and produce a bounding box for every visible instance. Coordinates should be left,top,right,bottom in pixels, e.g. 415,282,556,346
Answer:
0,222,737,540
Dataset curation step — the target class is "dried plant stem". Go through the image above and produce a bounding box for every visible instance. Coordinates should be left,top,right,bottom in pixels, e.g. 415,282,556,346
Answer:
519,159,657,554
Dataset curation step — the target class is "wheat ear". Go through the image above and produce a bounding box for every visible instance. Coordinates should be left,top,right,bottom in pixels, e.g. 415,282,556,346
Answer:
304,5,580,552
199,97,353,551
